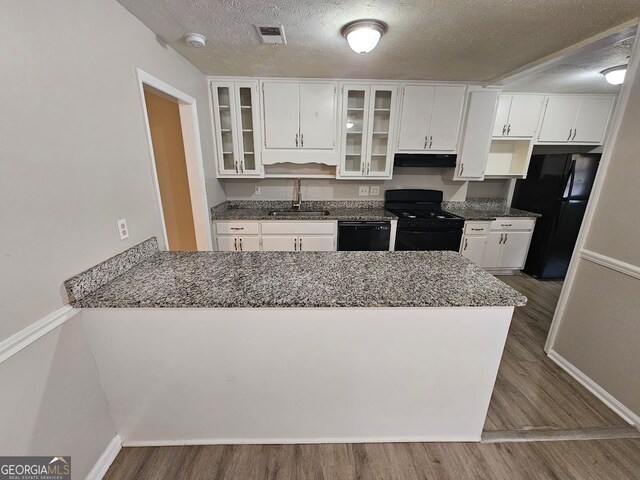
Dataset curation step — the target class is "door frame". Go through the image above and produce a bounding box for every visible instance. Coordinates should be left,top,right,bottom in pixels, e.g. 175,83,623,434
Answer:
136,68,212,251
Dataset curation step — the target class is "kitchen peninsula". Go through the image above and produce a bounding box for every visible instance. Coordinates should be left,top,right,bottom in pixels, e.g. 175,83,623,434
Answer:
66,238,526,445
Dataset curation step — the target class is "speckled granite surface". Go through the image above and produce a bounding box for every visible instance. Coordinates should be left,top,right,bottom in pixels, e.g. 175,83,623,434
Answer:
72,250,527,309
64,237,159,302
442,198,541,221
211,201,396,221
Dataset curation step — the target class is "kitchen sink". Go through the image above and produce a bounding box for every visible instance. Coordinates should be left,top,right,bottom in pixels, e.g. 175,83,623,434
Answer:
268,210,330,217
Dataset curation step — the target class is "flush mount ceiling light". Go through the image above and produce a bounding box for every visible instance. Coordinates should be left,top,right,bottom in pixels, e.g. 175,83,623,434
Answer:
341,19,388,55
601,65,627,85
184,32,206,48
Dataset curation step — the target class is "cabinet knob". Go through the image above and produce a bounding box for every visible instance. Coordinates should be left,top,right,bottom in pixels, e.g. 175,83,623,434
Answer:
429,135,433,149
506,124,511,135
424,136,428,149
301,133,304,148
295,133,299,147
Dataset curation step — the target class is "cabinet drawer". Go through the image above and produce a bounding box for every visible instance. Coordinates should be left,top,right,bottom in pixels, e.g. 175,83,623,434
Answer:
261,221,335,235
464,222,490,235
490,218,535,231
216,222,260,235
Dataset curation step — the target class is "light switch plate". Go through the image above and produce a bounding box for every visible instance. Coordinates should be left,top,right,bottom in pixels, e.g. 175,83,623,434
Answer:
117,218,129,240
370,186,380,196
358,185,369,196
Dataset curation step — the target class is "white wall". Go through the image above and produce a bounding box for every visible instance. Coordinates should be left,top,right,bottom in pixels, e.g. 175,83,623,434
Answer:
551,35,640,421
0,0,223,341
0,0,223,477
222,169,468,202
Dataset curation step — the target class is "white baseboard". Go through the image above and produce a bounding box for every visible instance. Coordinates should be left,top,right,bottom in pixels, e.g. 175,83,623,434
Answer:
547,350,640,428
122,435,480,447
86,435,122,480
0,305,77,364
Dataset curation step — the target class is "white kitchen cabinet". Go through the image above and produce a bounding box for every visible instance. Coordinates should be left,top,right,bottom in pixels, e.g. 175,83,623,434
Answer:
217,236,260,252
211,81,262,177
460,235,487,265
339,84,397,179
482,219,535,270
262,235,334,251
572,97,615,143
492,95,544,138
397,85,466,152
537,95,615,144
262,81,337,150
454,88,500,180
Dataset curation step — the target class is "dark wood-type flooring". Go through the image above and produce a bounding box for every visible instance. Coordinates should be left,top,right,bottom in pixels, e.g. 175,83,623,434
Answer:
105,274,639,480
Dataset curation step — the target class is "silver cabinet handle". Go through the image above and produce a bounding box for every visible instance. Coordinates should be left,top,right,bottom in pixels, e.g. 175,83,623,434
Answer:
507,124,511,135
366,163,370,175
295,133,299,147
459,163,464,176
572,129,577,141
301,133,304,148
230,227,244,231
299,237,303,251
567,129,573,141
361,162,365,175
235,161,239,174
234,238,238,250
500,224,512,227
504,233,508,244
463,238,468,251
239,161,243,173
424,135,428,149
499,233,504,244
471,228,483,231
294,238,297,251
429,135,433,149
502,124,507,136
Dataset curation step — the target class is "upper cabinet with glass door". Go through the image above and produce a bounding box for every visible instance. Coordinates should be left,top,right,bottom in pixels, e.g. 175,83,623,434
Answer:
338,84,398,179
211,80,262,177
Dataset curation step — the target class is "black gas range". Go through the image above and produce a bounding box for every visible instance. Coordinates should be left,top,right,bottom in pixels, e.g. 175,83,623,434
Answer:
385,189,464,251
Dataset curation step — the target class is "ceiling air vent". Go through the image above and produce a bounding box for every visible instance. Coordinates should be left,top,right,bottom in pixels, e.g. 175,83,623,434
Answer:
255,25,287,45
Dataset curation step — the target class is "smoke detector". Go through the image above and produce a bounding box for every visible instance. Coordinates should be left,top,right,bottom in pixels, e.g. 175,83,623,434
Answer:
184,32,206,48
255,25,287,45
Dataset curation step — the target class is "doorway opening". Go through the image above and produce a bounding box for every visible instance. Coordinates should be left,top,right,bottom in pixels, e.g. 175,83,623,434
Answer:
137,69,211,251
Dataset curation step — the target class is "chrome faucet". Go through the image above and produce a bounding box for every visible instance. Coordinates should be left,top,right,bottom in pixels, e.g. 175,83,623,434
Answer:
292,178,302,211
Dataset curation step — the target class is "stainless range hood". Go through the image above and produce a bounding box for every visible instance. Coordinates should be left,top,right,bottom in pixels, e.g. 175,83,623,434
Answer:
393,153,457,168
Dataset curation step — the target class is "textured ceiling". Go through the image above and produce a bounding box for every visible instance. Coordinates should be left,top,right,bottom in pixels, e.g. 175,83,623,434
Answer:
503,35,636,94
116,0,640,82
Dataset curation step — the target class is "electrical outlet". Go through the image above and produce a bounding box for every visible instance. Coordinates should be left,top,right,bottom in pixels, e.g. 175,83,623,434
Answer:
254,186,261,195
117,218,129,240
370,186,380,196
358,185,369,197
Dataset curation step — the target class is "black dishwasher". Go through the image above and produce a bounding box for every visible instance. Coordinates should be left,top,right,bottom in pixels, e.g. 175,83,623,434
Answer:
337,221,391,251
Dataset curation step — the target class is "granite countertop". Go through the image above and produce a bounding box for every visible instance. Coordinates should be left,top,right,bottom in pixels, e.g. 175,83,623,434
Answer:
211,200,397,222
73,250,527,309
442,198,541,221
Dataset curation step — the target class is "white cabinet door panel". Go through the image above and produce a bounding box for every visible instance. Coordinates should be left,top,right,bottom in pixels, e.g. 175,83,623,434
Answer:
572,97,614,143
298,236,335,251
492,95,512,137
261,236,298,251
429,86,466,151
507,95,544,137
483,232,503,268
498,231,532,269
236,236,260,252
537,96,580,143
299,83,336,149
457,89,499,179
217,236,238,252
460,236,487,266
397,85,434,150
263,82,299,149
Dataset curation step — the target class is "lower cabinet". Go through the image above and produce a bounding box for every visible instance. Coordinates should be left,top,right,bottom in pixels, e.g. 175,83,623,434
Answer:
261,235,334,252
460,235,487,265
215,221,337,252
460,218,535,271
217,236,260,252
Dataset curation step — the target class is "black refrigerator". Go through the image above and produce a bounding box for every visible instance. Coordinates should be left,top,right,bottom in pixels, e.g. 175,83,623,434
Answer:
511,153,600,279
